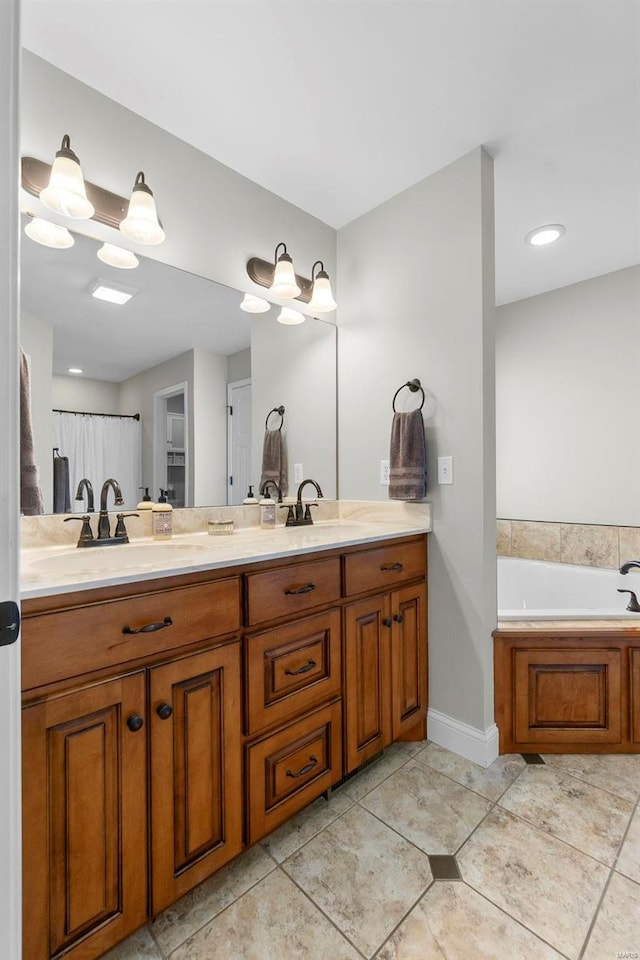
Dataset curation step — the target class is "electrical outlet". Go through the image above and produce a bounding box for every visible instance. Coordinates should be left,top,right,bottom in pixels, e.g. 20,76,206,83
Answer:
293,463,304,484
437,456,454,484
380,459,390,485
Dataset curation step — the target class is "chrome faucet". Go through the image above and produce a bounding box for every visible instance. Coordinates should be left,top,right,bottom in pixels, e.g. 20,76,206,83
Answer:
97,478,125,539
620,560,640,574
75,478,94,513
283,479,324,527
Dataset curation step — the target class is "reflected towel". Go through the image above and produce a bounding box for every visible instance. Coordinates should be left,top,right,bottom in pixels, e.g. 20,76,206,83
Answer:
20,348,44,516
389,408,427,501
260,429,288,497
53,452,71,513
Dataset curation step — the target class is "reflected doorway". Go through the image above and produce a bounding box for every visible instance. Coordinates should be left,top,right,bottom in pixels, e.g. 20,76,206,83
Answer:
154,381,189,507
227,378,252,504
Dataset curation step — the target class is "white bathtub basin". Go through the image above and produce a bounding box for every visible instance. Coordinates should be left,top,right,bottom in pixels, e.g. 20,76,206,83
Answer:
29,542,208,576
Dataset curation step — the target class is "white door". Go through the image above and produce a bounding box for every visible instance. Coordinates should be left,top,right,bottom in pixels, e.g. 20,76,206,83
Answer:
227,379,252,504
1,3,23,957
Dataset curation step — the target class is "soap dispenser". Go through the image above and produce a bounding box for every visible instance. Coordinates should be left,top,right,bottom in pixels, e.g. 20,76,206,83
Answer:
137,486,154,510
152,489,173,540
259,491,276,529
243,485,258,505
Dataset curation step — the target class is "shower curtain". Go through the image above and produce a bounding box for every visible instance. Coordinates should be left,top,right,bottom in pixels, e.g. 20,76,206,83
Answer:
53,412,142,511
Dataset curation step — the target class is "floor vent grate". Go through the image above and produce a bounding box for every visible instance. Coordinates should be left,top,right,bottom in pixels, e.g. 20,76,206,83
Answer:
330,751,384,792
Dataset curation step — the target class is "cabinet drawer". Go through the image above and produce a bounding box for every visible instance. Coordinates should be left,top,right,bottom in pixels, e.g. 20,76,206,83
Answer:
344,539,426,596
245,609,342,735
246,700,342,843
245,557,341,626
22,577,241,690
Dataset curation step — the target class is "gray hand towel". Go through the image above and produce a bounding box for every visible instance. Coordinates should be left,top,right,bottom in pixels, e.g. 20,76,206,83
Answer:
389,408,427,501
260,429,288,497
53,452,71,513
20,348,45,516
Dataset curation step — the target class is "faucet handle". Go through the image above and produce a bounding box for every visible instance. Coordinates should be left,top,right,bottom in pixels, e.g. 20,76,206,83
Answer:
64,515,94,545
303,503,318,522
280,504,296,526
115,513,139,539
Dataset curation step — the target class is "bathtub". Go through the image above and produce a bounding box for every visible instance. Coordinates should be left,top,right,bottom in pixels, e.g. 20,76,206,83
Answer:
497,556,640,620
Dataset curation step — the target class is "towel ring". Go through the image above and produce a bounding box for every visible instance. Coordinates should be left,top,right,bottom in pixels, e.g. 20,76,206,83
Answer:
392,379,425,412
265,405,285,430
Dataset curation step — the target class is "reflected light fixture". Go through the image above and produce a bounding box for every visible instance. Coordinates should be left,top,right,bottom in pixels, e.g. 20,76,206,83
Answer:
39,135,95,220
24,216,74,249
525,224,566,246
119,171,165,245
307,260,337,313
97,243,139,269
269,242,301,299
277,307,305,325
240,294,271,313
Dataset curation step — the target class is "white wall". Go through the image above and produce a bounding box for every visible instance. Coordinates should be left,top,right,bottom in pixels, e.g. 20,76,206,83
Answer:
251,316,337,499
20,309,52,513
338,148,496,734
52,375,120,415
496,265,640,526
192,348,228,506
228,347,251,383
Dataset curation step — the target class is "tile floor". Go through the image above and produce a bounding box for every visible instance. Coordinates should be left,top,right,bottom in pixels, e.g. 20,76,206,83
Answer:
104,741,640,960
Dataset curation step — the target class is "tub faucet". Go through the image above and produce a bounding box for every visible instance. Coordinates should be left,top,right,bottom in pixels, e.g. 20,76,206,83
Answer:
620,560,640,574
75,478,94,513
97,478,125,539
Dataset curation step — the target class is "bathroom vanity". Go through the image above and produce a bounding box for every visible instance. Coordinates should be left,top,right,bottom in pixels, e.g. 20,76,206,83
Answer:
20,523,428,960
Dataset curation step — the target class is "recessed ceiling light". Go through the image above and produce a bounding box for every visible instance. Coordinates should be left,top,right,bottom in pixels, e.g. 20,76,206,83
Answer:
24,216,74,249
525,224,566,246
97,243,139,269
240,294,271,313
67,367,83,375
89,279,138,305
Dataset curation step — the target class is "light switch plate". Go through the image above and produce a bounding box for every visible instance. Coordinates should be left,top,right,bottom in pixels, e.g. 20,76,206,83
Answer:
380,460,390,485
437,456,453,484
293,463,304,484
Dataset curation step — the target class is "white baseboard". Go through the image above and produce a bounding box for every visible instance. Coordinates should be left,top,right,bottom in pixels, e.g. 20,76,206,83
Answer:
427,708,499,768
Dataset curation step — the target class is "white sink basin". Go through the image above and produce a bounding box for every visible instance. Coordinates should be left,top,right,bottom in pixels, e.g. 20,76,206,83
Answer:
28,542,208,576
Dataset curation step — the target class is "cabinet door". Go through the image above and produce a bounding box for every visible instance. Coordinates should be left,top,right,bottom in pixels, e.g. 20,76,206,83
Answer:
149,643,242,915
23,672,147,960
391,583,428,740
344,595,392,772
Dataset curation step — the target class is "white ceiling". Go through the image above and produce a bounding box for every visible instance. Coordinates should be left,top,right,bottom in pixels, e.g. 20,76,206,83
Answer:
21,0,640,304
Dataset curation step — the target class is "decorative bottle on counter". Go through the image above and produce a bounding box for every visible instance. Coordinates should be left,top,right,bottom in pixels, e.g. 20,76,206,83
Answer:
152,489,173,540
259,493,276,529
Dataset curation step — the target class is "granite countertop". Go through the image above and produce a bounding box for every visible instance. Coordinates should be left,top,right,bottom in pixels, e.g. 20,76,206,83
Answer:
20,515,431,600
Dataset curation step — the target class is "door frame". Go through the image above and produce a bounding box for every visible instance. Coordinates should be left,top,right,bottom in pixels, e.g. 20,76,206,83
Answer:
153,381,190,507
226,377,251,504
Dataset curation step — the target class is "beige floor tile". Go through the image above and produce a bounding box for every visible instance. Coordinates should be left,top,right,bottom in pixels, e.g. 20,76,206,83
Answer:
261,790,353,863
582,872,640,960
499,766,634,866
168,869,361,960
617,806,640,884
416,743,526,801
151,845,276,954
458,807,609,959
389,738,429,759
341,745,409,800
283,804,432,958
100,927,162,960
361,760,491,854
377,881,565,960
542,754,640,802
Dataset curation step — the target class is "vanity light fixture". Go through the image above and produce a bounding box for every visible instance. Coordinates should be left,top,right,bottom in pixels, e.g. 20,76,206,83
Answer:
24,215,74,249
307,261,337,313
119,172,166,246
277,307,305,325
269,243,301,300
89,279,138,305
525,224,566,246
97,242,139,269
240,294,271,313
39,135,95,220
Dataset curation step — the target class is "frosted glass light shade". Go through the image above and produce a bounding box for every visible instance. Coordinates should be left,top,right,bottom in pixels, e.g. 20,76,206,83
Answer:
277,307,305,325
120,172,165,245
240,294,271,313
40,137,94,219
25,217,74,249
269,254,301,299
307,273,337,313
97,243,139,269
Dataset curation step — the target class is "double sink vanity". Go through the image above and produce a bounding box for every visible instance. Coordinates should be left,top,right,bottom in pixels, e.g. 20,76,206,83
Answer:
20,503,430,960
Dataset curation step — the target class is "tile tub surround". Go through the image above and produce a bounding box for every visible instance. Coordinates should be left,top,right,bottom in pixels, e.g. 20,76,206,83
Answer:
102,744,640,960
497,518,639,569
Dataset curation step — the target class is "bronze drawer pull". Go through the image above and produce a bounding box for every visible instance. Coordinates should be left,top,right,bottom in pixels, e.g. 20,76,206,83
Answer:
393,614,404,623
122,616,173,635
284,583,316,596
383,618,393,628
380,562,403,572
286,755,318,779
285,659,317,676
126,714,144,732
156,703,173,720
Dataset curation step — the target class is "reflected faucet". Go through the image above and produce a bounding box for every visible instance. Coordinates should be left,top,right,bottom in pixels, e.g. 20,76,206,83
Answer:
75,478,94,513
97,478,125,539
620,560,640,575
259,480,283,503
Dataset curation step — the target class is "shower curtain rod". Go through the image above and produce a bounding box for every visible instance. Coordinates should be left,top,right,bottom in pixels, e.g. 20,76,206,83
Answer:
53,408,140,421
